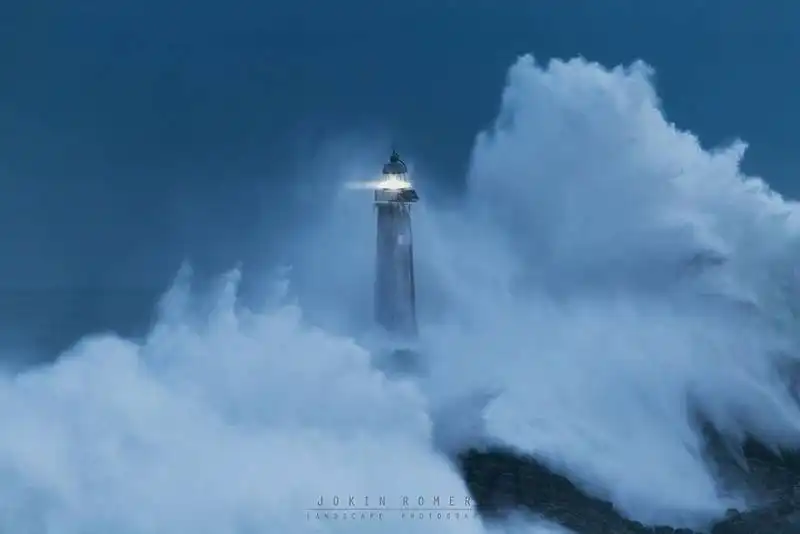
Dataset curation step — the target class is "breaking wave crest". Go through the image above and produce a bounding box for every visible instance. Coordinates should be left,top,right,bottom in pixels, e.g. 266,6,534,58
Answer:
0,267,524,533
419,56,800,528
2,54,800,533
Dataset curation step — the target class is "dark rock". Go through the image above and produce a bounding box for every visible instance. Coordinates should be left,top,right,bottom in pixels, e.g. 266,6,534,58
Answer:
456,441,800,534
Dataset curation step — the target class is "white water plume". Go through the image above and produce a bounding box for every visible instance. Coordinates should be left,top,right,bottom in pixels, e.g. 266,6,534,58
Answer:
419,56,800,529
0,266,548,534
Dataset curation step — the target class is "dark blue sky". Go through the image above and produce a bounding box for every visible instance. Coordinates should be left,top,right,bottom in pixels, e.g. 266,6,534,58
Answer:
1,0,799,357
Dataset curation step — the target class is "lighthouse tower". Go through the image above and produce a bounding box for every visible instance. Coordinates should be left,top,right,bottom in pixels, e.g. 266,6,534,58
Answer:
374,150,419,339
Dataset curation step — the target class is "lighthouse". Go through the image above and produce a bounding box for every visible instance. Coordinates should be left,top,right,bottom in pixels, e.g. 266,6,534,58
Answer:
373,150,419,339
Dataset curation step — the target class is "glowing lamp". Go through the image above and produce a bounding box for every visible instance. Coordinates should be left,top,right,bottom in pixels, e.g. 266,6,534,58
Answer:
375,151,419,204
